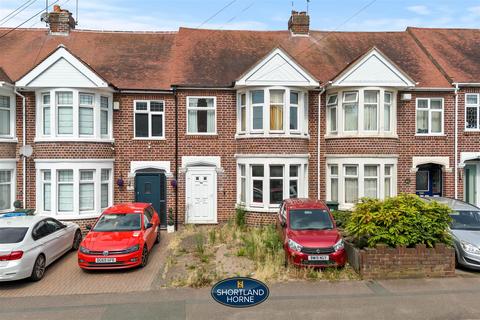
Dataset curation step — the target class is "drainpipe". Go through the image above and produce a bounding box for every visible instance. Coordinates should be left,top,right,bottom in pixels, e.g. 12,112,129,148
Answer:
14,89,26,209
454,83,459,199
317,86,326,200
173,86,179,231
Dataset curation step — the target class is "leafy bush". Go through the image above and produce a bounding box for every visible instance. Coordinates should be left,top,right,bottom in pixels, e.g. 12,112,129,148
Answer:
332,210,351,229
235,205,247,228
346,194,452,248
168,208,175,226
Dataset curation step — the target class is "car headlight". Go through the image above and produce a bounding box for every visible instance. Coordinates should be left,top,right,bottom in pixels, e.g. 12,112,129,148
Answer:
333,238,345,251
461,241,480,255
123,244,140,253
79,246,90,254
288,239,303,252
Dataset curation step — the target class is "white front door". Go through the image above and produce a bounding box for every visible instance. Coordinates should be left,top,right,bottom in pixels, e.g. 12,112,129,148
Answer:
186,167,217,223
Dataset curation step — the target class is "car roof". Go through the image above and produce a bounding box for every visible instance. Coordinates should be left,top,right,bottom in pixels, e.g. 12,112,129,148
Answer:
0,215,46,228
423,197,480,211
102,203,151,214
283,198,329,210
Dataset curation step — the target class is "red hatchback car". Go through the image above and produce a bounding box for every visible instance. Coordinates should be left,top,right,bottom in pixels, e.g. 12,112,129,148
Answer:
277,199,346,268
78,203,161,270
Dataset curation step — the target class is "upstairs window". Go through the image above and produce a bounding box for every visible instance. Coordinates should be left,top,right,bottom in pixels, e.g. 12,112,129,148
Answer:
187,97,216,134
289,92,299,131
0,95,12,137
327,94,338,133
363,91,378,131
343,91,359,132
42,94,51,135
134,100,165,138
57,92,73,135
270,90,284,131
239,93,246,132
100,96,109,136
466,94,480,130
79,93,94,136
416,98,443,135
251,90,264,131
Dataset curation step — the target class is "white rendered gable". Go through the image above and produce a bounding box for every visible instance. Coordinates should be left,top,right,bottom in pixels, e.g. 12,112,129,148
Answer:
16,46,110,88
331,48,416,88
235,48,318,88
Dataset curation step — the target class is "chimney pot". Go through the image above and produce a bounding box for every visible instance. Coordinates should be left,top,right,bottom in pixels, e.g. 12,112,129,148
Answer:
47,6,75,35
288,10,310,35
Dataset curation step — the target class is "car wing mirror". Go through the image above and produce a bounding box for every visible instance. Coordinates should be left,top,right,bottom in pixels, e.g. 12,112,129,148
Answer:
146,222,153,229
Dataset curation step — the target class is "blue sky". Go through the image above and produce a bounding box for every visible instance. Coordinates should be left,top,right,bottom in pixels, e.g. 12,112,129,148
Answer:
1,0,480,31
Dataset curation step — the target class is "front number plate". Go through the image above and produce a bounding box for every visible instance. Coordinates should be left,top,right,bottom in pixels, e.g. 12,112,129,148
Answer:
308,255,329,261
95,257,116,263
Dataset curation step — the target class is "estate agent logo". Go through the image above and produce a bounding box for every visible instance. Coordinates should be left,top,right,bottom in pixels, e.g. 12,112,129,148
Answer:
211,277,269,308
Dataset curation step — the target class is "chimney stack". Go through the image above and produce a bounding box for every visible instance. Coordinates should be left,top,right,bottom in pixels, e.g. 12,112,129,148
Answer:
288,11,310,35
46,5,75,35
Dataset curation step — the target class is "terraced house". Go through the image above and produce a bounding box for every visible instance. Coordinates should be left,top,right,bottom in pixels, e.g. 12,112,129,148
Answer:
1,6,480,229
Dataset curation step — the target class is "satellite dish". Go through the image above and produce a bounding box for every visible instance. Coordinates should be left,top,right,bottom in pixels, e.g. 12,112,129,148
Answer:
19,145,33,158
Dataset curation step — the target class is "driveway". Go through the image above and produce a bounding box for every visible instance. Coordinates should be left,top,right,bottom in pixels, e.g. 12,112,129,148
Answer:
0,232,171,298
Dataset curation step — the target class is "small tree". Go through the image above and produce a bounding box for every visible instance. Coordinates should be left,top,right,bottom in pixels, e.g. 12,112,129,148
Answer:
168,208,175,226
235,205,247,228
346,194,453,248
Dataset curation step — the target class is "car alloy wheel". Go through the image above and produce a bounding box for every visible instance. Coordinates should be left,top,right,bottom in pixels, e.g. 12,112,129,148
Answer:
140,246,149,268
31,255,46,281
72,230,82,251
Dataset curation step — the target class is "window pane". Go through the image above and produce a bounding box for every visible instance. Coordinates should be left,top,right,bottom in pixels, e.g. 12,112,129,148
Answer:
240,165,246,176
343,92,358,103
58,170,73,182
431,112,442,133
270,165,283,177
0,109,10,135
79,107,94,135
253,180,263,203
364,179,378,198
345,166,357,176
100,96,108,109
251,91,264,104
240,177,246,203
207,110,215,133
385,165,391,176
136,102,148,111
270,90,284,104
289,180,298,198
345,178,358,203
80,170,94,181
290,106,298,130
101,110,108,135
0,184,11,210
101,169,110,181
188,110,197,133
467,95,478,105
270,179,283,204
43,183,51,211
240,106,246,131
330,165,338,176
384,177,391,197
364,91,378,103
57,107,73,134
197,110,207,132
329,107,337,132
466,107,478,129
58,184,73,212
289,165,299,177
327,95,337,105
417,99,428,108
43,107,50,135
80,183,94,211
57,92,73,105
252,165,264,177
252,106,263,130
0,95,10,108
152,114,163,137
417,110,428,133
150,101,164,112
330,178,338,202
384,92,392,104
101,184,109,208
364,165,378,177
241,94,246,106
79,94,93,105
43,170,51,181
364,104,377,131
384,104,391,131
270,106,283,130
344,104,358,131
290,92,299,105
431,99,442,109
135,114,148,137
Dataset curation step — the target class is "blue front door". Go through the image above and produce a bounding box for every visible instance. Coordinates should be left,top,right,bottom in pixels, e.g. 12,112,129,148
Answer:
135,173,166,228
416,164,442,197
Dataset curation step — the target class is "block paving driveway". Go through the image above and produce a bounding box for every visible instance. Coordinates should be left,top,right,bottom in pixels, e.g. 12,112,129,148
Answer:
0,232,171,298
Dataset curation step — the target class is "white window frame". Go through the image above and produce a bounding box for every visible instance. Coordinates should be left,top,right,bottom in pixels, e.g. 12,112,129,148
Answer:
326,157,398,210
35,89,113,142
289,164,300,198
56,92,74,136
363,164,379,198
239,164,246,204
35,160,114,220
41,170,51,212
79,93,95,136
238,93,247,134
328,164,339,202
289,91,300,133
236,156,309,212
133,100,166,139
415,97,444,135
327,94,338,133
0,160,16,213
0,90,16,141
41,93,51,136
101,169,111,210
186,96,217,135
100,96,110,137
326,87,397,138
465,93,480,131
236,87,309,138
363,90,379,132
79,170,95,212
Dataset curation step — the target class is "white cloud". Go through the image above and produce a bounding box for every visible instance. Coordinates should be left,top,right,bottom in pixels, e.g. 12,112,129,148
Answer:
468,6,480,16
407,5,430,15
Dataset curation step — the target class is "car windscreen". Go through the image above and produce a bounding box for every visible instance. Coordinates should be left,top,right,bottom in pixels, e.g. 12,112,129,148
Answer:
0,227,29,244
450,211,480,230
289,209,334,231
93,213,141,232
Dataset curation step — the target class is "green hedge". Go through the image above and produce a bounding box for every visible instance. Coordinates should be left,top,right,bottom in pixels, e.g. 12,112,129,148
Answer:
346,194,452,248
331,210,351,229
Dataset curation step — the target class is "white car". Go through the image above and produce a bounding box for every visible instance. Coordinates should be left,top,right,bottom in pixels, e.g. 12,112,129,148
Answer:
0,216,82,282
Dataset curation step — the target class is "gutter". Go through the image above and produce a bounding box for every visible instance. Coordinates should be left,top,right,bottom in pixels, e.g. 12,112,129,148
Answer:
14,88,26,209
317,86,326,200
453,83,459,199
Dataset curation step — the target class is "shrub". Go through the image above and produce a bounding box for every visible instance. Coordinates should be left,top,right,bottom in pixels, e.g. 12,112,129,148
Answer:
235,205,247,228
332,210,351,229
346,194,453,248
168,208,175,226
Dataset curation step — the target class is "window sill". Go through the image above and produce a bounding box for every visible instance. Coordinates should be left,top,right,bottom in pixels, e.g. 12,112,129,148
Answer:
414,134,445,138
132,137,166,141
324,134,398,139
236,133,310,140
242,205,279,213
0,138,18,143
38,212,102,221
34,138,115,143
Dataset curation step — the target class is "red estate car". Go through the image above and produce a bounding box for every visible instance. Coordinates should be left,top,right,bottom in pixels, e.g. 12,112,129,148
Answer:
78,203,160,270
277,198,346,267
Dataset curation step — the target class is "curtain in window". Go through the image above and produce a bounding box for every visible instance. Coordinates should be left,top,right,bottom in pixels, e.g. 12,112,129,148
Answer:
43,107,51,135
101,110,108,135
416,110,428,133
79,108,94,135
345,178,358,203
58,107,73,134
344,104,358,131
364,105,377,131
431,112,442,133
384,177,391,198
270,91,284,131
188,110,197,133
241,107,246,131
43,183,51,211
80,184,94,211
207,110,215,132
384,104,391,131
58,170,73,212
0,184,10,210
330,178,338,202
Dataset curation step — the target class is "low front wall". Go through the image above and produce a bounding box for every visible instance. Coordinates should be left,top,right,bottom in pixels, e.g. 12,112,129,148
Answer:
245,212,276,226
345,242,455,279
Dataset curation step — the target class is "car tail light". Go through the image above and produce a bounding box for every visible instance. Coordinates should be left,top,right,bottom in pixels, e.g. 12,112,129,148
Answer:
0,251,24,261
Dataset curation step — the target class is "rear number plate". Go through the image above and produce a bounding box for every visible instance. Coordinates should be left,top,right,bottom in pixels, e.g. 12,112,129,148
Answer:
95,258,116,263
308,255,329,261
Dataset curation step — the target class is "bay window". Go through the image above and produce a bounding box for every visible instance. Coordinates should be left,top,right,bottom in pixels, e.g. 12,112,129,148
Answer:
134,100,165,138
327,158,397,209
416,98,443,135
0,94,14,139
237,157,308,211
465,94,480,130
187,97,216,134
326,88,396,137
37,89,113,141
237,87,309,137
36,161,113,218
0,170,12,211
